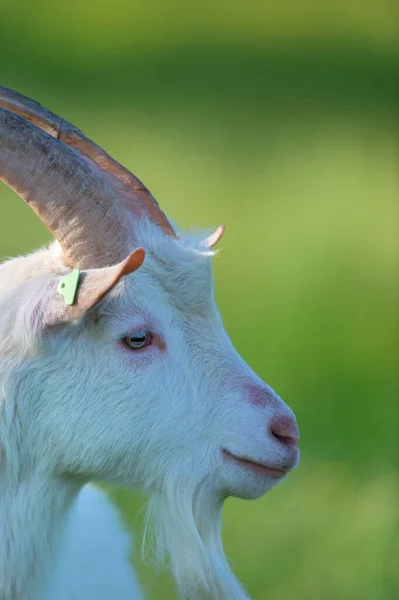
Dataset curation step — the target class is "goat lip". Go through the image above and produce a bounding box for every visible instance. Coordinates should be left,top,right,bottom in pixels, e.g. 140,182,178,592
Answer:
222,449,288,478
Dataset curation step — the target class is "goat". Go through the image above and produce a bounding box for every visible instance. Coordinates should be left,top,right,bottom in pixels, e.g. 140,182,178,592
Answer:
0,86,300,600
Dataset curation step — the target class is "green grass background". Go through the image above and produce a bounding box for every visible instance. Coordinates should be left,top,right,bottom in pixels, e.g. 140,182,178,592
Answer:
1,1,398,598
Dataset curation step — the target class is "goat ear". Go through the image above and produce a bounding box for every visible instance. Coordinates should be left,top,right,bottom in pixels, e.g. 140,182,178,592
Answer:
39,248,145,328
203,225,225,248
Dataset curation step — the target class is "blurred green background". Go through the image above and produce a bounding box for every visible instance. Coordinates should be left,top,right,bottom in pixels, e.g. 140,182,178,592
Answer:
1,1,398,598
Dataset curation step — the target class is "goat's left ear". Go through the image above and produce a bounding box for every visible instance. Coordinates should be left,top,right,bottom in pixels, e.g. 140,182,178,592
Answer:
41,248,145,328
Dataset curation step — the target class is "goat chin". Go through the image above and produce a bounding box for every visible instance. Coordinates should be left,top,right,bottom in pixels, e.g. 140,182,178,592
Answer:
143,476,251,600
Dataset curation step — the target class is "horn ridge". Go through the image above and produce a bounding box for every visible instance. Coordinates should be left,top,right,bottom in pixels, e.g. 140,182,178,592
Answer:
0,107,131,268
0,85,175,238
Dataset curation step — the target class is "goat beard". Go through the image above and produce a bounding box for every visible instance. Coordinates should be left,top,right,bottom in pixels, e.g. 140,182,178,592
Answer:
142,473,251,600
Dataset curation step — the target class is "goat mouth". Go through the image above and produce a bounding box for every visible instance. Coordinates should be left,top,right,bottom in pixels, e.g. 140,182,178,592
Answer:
222,449,288,478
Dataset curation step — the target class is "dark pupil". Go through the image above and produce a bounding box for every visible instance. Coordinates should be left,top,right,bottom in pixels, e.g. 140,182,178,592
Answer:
132,335,145,343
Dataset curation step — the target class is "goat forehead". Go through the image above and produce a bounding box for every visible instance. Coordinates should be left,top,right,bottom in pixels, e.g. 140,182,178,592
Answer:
120,243,214,314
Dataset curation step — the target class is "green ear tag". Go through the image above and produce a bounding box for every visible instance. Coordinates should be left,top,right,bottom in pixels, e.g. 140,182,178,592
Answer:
57,269,81,305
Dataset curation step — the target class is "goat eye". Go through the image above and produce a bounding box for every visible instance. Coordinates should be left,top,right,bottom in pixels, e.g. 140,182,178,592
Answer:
123,330,152,350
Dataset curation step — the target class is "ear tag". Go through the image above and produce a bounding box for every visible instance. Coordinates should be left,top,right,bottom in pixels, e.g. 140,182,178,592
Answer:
57,269,81,305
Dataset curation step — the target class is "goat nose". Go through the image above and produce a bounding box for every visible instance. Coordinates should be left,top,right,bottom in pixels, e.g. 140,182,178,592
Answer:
269,415,299,448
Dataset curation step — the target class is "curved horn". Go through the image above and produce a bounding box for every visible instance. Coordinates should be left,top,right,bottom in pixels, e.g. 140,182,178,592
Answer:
0,107,134,268
0,86,176,267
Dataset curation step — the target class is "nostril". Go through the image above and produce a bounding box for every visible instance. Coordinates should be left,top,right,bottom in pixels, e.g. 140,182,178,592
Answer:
269,415,299,448
273,431,298,447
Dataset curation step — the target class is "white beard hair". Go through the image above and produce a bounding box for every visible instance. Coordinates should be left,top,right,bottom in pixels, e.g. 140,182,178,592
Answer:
142,474,251,600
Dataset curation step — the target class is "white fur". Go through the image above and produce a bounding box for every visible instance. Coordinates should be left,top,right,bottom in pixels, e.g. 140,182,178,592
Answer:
44,485,143,599
0,219,299,600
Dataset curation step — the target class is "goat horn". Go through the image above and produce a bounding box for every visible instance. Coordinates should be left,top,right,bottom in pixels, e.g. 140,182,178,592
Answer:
0,107,133,268
0,86,176,267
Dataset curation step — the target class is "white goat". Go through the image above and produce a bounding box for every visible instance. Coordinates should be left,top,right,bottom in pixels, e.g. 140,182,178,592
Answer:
0,86,300,600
